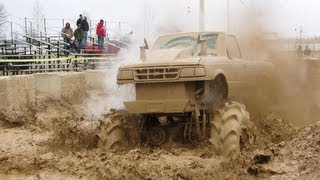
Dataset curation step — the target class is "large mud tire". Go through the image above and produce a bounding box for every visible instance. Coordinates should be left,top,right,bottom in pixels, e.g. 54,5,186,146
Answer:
209,102,249,157
97,113,125,151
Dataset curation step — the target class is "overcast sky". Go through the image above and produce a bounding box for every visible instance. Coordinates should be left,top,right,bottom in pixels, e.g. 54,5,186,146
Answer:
2,0,320,39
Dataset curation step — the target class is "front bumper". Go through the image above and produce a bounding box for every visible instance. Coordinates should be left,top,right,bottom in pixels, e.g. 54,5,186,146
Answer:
124,99,193,114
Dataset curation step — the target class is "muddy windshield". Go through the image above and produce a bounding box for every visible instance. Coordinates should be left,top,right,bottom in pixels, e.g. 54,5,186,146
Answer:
153,33,218,50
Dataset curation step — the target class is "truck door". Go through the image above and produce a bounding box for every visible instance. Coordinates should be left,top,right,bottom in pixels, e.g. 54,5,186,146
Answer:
225,35,246,83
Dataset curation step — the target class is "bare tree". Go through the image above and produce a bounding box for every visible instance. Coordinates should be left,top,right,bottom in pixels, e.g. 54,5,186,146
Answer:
143,3,156,41
32,0,45,36
0,3,7,34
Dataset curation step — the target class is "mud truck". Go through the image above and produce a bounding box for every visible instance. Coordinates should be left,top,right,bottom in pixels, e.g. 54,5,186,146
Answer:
98,32,274,156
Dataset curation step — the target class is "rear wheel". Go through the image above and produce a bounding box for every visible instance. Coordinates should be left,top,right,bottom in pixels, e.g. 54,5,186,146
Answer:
148,126,167,146
139,116,167,146
209,102,249,157
97,112,125,151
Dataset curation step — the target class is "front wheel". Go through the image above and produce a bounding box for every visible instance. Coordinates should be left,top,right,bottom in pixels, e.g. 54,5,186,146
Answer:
97,112,125,151
209,102,249,157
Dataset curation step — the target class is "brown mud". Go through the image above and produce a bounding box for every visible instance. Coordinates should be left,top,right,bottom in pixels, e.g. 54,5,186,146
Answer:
0,93,319,180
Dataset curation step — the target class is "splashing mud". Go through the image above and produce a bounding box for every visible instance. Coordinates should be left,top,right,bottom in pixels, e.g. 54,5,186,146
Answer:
0,88,319,179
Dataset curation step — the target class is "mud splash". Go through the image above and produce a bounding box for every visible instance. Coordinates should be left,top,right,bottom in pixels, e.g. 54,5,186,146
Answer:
0,80,319,180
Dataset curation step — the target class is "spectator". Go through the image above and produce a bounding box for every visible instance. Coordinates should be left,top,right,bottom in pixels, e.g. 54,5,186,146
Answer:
76,14,83,27
74,24,84,53
297,45,302,56
81,16,89,47
96,19,106,49
304,45,311,56
61,22,73,55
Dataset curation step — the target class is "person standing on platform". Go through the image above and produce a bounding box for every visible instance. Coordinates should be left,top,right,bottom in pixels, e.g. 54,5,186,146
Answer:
96,19,106,49
74,24,84,53
81,16,89,47
76,14,83,27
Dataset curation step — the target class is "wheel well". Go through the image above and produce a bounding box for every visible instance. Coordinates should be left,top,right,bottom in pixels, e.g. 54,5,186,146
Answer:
191,74,229,107
214,74,229,99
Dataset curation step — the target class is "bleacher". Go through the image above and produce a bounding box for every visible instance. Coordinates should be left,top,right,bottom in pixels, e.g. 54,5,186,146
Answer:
0,17,134,76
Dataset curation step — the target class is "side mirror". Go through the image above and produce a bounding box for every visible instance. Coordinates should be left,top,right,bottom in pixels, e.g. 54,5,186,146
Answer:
140,38,149,62
144,38,149,49
140,46,147,62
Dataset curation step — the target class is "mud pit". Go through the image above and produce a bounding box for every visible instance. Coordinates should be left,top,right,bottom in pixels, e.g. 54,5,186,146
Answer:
0,92,319,180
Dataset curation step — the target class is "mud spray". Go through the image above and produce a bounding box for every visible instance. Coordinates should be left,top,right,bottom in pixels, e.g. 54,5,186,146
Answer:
234,2,319,127
83,48,139,119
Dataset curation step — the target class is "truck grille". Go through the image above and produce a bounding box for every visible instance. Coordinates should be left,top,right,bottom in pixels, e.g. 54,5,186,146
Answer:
134,67,180,80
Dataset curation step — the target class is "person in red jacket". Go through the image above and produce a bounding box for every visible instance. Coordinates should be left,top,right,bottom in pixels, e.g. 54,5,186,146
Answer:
96,19,106,49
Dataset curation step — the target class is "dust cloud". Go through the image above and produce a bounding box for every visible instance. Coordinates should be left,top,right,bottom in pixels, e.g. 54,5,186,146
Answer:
234,3,318,126
102,48,139,108
83,47,139,119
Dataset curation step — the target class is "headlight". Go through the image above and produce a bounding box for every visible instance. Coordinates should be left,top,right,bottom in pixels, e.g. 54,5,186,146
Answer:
180,67,206,77
117,70,133,80
194,67,206,77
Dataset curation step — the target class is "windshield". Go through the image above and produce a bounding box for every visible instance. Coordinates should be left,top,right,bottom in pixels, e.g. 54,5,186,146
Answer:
161,36,197,49
153,33,218,50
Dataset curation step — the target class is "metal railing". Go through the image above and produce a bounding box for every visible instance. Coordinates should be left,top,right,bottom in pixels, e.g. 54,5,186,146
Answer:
0,55,123,76
2,18,133,43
